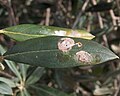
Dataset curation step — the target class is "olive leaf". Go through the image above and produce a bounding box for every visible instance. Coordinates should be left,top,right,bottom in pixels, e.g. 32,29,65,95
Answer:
0,24,94,41
32,85,75,96
0,82,13,95
2,36,118,68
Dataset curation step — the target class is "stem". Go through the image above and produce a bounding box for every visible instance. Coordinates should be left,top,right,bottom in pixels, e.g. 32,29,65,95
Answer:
72,0,89,29
0,56,4,62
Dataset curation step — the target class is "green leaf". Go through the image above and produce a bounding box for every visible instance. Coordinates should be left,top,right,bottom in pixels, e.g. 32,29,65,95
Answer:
18,88,30,96
26,67,45,85
0,24,94,41
19,91,24,96
19,64,29,81
0,82,13,95
0,45,22,80
23,88,31,96
0,77,16,88
31,85,75,96
0,94,4,96
55,69,76,90
3,36,119,68
5,60,22,80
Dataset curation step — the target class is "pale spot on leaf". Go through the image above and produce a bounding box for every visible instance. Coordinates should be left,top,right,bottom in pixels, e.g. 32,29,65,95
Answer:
58,38,75,52
75,50,93,63
54,30,66,36
70,30,82,37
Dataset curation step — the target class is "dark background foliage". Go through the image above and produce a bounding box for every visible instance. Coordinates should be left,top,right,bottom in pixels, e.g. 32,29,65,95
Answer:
0,0,120,96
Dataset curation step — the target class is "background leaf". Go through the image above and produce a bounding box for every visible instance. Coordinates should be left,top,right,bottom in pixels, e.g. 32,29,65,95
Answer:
0,24,94,41
23,88,31,96
19,63,29,82
26,67,45,85
31,85,75,96
0,77,16,88
5,60,22,80
0,45,22,80
0,82,13,95
3,36,118,68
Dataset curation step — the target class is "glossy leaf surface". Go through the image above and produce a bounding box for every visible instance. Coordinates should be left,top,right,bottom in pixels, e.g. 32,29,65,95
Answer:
3,36,118,68
0,24,94,41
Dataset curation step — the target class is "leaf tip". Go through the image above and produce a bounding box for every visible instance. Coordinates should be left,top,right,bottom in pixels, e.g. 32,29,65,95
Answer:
0,30,4,34
0,63,5,71
115,55,119,59
77,30,95,40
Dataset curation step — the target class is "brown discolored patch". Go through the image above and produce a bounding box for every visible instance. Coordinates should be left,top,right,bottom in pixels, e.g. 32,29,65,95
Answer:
58,38,83,52
75,50,93,63
76,42,82,47
58,38,75,52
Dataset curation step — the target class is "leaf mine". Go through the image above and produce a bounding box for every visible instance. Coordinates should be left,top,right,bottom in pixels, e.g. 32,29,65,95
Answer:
57,38,83,52
58,38,75,52
75,50,93,64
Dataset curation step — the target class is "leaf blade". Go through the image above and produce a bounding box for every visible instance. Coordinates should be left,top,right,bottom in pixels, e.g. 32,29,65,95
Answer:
0,45,22,80
3,36,119,68
31,85,75,96
0,77,16,88
26,67,45,85
0,24,94,41
0,82,13,95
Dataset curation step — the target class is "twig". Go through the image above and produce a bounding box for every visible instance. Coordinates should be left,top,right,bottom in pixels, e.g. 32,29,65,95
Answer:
114,81,120,96
87,13,92,32
58,0,67,13
109,9,120,30
114,63,120,96
6,0,17,26
103,34,109,47
108,0,120,30
0,0,17,26
72,0,89,29
116,0,120,16
45,8,51,26
68,0,72,12
0,71,14,78
91,0,104,29
76,83,91,96
91,0,109,48
97,13,104,29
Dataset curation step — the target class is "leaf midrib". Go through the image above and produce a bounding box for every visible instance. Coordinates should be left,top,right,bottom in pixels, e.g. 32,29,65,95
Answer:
0,30,45,37
4,49,118,59
4,49,59,57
